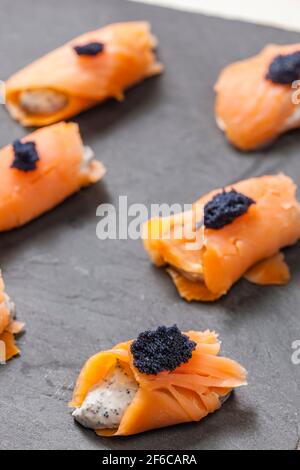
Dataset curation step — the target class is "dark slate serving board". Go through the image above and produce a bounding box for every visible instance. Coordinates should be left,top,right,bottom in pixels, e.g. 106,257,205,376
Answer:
0,0,299,451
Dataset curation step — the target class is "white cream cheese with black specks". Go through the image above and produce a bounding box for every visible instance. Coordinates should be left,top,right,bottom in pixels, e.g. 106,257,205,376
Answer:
72,361,138,430
20,89,68,115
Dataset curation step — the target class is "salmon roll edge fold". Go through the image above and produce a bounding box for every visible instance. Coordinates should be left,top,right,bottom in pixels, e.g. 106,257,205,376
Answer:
0,122,105,231
0,272,24,361
143,174,300,302
215,44,300,151
70,327,247,436
5,22,163,127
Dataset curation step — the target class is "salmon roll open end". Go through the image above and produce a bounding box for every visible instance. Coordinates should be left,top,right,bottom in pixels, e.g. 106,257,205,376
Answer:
5,22,163,127
215,44,300,151
143,174,300,302
70,325,247,436
0,272,24,362
0,122,105,232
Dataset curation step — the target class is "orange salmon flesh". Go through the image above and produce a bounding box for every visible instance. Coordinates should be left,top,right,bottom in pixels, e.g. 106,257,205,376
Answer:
143,174,300,302
70,330,247,436
215,44,300,151
5,22,163,127
0,273,23,361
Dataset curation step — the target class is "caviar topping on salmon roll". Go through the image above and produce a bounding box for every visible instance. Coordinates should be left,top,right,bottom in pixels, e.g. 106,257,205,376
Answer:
0,122,105,231
215,44,300,151
70,325,247,436
0,272,24,362
5,22,163,127
143,174,300,302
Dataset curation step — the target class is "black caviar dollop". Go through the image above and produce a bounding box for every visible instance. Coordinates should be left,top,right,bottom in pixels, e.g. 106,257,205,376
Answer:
204,189,255,230
131,325,196,375
266,51,300,84
11,140,39,172
73,42,105,56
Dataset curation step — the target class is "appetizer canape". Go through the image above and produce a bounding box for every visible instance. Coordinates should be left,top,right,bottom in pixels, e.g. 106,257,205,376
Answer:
70,325,247,436
0,122,105,231
215,44,300,150
0,273,23,362
143,175,300,301
5,22,162,126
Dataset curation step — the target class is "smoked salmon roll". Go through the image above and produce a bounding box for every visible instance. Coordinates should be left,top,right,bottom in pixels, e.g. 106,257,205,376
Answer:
0,272,24,362
70,325,247,436
215,44,300,150
0,122,105,231
143,174,300,302
5,22,163,127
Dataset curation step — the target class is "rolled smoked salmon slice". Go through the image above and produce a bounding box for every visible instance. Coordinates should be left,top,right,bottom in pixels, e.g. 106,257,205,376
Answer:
5,22,163,127
143,174,300,302
215,44,300,151
0,272,23,362
0,122,105,231
70,326,247,436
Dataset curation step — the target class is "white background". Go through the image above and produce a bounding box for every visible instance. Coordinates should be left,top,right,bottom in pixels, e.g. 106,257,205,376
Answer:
130,0,300,32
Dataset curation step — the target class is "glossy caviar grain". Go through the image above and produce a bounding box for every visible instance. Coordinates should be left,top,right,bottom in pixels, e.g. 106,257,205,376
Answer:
131,325,196,375
266,51,300,84
204,189,255,230
73,42,105,56
11,140,39,172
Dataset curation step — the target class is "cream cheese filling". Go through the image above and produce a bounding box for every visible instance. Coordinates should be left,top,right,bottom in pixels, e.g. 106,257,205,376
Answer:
72,360,138,430
4,294,16,323
81,145,95,171
20,89,68,115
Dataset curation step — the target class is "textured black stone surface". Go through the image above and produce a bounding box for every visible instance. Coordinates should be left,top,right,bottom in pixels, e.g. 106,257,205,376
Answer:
0,0,299,451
